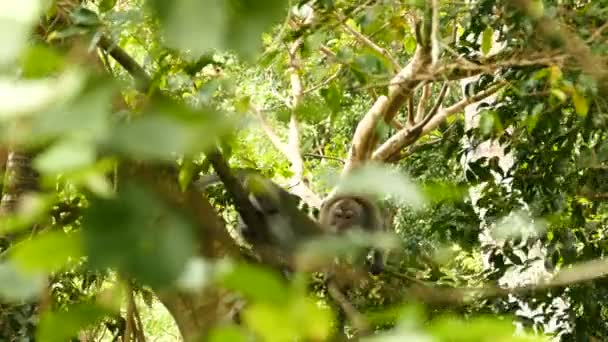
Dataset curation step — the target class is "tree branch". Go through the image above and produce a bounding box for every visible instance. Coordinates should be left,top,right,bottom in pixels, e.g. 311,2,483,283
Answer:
415,83,432,123
420,80,507,135
372,81,506,161
344,15,434,172
97,35,152,93
286,39,323,208
338,15,401,72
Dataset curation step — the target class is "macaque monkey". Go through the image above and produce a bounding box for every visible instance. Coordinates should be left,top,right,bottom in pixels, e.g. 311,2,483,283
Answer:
319,194,386,275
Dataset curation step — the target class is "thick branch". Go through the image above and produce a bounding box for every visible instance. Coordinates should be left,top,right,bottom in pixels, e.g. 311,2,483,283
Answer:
287,39,305,180
345,40,433,172
372,81,506,161
344,96,390,171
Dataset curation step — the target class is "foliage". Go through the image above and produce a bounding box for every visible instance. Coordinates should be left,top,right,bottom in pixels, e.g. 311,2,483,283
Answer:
1,0,608,341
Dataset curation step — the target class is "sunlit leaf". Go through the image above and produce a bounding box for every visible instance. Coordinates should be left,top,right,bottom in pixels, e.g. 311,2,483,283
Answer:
335,164,426,209
491,210,546,241
403,35,417,54
421,182,467,203
98,0,118,12
243,303,294,342
481,27,493,55
19,44,66,78
430,315,548,341
550,88,567,102
107,100,234,161
208,325,250,342
34,138,96,174
0,193,56,235
0,261,46,302
571,89,589,117
0,69,85,119
296,230,399,271
9,230,82,273
30,76,114,141
219,262,289,305
175,257,213,291
0,0,42,66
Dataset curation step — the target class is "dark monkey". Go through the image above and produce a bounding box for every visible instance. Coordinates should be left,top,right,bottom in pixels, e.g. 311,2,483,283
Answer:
319,194,386,275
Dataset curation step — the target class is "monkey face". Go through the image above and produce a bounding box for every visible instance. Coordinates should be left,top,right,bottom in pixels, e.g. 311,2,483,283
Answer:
328,199,365,232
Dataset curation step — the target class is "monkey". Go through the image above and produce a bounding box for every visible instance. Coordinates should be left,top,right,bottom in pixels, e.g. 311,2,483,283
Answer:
319,194,386,275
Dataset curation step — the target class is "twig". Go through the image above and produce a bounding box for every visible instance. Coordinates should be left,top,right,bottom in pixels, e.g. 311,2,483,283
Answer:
125,284,135,342
587,21,608,44
338,14,401,71
303,153,345,164
407,96,415,126
415,83,432,123
131,292,147,342
303,67,343,94
426,82,449,119
327,281,370,335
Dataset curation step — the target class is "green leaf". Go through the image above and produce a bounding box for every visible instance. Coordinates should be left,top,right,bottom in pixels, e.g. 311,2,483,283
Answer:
9,230,82,273
0,193,57,235
30,75,114,141
37,302,113,342
107,99,234,161
98,0,118,12
295,97,329,124
219,262,289,305
572,89,589,117
148,0,288,60
429,315,548,341
0,0,42,66
481,27,493,55
243,296,334,342
208,325,250,342
403,35,417,54
179,158,197,192
320,82,343,115
550,88,567,102
0,69,85,119
81,182,196,288
69,7,101,27
0,261,46,302
34,138,96,174
19,44,66,78
243,303,294,342
296,230,398,271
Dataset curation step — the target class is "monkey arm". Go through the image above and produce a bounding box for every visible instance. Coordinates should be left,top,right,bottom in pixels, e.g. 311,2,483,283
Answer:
205,148,272,243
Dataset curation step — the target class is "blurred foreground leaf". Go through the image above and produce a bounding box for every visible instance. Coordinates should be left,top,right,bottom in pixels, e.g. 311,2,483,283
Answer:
9,230,82,273
81,182,196,288
37,302,114,342
0,261,45,302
